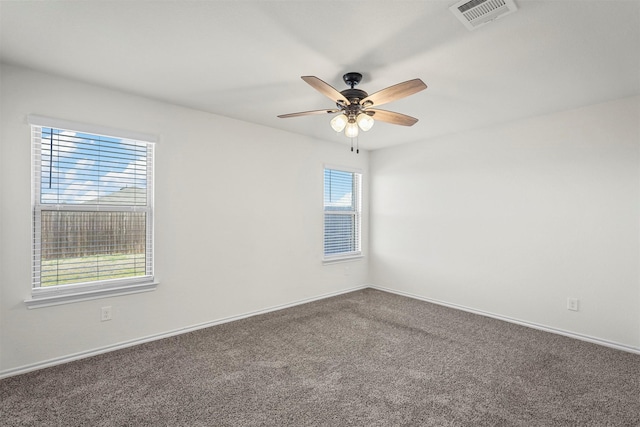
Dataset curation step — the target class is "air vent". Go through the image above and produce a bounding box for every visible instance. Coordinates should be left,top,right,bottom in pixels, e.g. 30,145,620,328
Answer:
450,0,517,31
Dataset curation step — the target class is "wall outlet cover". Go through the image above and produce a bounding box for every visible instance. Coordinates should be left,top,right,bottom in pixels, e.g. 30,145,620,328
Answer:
567,298,579,311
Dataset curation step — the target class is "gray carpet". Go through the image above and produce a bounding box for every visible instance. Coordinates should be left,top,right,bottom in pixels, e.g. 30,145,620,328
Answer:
1,288,639,426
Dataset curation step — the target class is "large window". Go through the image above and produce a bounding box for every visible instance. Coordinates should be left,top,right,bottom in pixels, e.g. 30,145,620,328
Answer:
28,116,155,306
323,167,362,260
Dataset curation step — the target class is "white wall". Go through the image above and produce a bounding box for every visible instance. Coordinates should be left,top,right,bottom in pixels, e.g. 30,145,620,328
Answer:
371,96,640,349
0,64,369,375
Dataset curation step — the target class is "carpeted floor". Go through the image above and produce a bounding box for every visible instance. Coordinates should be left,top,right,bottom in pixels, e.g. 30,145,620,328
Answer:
1,288,639,426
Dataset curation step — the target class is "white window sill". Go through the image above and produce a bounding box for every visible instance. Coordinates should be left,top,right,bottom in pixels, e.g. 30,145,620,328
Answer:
322,254,364,265
24,281,159,309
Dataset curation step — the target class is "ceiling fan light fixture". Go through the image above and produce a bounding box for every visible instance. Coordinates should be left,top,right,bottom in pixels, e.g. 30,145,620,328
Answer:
279,73,427,149
356,113,374,131
345,121,359,138
330,114,348,132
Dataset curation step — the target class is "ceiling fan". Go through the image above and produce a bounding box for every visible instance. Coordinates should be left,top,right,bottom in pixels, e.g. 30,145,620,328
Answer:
278,72,427,149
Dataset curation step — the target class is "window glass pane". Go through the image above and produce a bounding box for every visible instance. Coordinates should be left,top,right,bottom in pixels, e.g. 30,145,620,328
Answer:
32,123,154,291
40,127,148,205
323,167,361,258
324,169,354,211
39,211,148,287
324,214,357,255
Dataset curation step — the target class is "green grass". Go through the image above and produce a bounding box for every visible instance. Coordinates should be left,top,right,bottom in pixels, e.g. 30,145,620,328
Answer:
41,253,146,287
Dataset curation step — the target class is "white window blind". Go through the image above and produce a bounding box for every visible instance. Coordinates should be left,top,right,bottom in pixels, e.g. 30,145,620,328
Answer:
31,122,154,291
324,168,361,259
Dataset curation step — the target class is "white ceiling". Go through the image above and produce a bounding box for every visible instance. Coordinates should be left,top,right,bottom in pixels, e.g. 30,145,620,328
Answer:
1,1,639,151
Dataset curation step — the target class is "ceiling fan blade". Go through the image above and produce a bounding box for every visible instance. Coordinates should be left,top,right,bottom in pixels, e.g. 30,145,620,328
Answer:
367,109,419,126
301,76,350,104
278,109,341,118
361,79,427,107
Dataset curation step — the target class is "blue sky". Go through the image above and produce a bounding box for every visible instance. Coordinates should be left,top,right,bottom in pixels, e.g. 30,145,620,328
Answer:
40,128,148,205
324,169,355,209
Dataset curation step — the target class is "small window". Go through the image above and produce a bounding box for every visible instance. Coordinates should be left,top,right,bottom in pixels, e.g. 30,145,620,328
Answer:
28,117,155,307
323,167,362,260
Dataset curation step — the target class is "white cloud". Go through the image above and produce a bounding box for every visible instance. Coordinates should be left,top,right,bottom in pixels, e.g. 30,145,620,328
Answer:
76,159,95,169
100,158,147,188
41,193,59,203
62,181,98,204
326,192,353,207
43,150,147,204
64,169,78,182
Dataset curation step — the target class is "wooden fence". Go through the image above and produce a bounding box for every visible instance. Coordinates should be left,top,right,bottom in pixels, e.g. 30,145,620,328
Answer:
40,211,146,260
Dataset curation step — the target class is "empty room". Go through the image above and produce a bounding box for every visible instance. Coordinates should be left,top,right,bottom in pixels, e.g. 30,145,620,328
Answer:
1,1,639,425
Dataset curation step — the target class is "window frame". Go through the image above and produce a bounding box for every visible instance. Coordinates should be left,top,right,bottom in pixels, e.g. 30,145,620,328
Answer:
25,115,158,308
323,165,363,263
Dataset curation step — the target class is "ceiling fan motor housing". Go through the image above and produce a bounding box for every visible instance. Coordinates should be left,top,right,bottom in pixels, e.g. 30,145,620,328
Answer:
340,73,368,107
340,88,368,104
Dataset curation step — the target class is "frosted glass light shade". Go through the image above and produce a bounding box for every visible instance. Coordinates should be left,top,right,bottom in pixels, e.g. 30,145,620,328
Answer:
356,114,374,131
330,114,348,132
345,121,359,138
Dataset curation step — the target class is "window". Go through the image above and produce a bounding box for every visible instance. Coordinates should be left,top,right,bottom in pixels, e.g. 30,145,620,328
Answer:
323,167,362,260
28,116,156,307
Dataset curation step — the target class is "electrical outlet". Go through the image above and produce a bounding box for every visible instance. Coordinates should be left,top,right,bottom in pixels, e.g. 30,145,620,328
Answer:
101,306,112,321
567,298,579,312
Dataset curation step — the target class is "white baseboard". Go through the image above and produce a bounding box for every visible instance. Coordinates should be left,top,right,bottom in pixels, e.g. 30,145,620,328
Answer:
368,284,640,356
3,283,637,379
0,285,368,379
